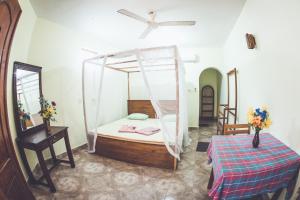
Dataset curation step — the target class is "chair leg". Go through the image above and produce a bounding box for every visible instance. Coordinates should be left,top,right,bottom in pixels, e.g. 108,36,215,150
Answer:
36,150,56,192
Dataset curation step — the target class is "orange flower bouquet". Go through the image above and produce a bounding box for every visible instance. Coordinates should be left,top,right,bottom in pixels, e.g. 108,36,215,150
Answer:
248,106,272,148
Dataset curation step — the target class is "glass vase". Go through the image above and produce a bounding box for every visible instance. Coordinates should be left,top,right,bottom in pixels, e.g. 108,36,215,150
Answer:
46,120,51,132
252,130,260,148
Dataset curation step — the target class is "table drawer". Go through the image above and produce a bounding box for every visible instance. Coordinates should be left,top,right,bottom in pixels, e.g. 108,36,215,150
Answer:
50,131,65,144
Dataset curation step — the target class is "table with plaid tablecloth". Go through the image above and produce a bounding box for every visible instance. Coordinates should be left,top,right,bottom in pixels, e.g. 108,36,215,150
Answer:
207,133,300,200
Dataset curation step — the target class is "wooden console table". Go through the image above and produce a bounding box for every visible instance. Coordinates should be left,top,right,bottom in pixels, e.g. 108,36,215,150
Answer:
16,126,75,192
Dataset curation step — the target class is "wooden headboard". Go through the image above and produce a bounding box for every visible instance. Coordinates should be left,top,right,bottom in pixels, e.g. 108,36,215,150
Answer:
128,100,156,118
127,100,177,118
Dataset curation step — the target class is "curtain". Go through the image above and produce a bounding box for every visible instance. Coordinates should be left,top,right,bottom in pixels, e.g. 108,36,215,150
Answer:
82,57,107,152
136,47,189,159
178,53,191,148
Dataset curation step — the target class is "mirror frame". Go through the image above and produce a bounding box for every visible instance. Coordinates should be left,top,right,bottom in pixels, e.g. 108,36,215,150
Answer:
13,61,45,137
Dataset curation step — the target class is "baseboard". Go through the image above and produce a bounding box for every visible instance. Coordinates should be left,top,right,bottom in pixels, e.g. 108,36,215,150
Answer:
53,143,87,160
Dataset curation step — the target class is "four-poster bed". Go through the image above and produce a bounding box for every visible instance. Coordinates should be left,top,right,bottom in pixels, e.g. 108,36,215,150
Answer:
82,46,189,170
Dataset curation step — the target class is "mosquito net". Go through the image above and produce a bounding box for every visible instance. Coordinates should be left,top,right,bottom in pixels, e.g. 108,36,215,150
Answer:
82,46,190,159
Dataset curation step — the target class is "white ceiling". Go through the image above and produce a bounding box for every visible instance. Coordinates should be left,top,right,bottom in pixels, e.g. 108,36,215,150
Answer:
29,0,246,48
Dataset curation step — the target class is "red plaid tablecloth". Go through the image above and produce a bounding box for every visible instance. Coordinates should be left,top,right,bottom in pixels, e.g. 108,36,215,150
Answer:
207,133,300,200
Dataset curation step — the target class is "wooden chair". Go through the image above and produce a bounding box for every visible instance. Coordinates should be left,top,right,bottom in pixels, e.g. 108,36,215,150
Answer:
223,124,250,135
217,104,228,133
217,106,238,134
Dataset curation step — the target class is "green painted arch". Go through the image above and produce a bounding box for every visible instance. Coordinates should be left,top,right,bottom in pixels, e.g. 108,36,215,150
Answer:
199,67,223,124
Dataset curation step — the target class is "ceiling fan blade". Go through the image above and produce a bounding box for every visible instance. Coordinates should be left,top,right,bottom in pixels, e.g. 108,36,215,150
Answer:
158,21,196,26
139,26,154,39
117,9,148,24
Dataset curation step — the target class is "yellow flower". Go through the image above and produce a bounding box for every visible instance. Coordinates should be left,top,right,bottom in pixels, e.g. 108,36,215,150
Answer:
248,107,254,114
247,106,271,130
247,107,254,123
248,115,253,124
48,107,54,113
262,105,268,111
264,118,272,128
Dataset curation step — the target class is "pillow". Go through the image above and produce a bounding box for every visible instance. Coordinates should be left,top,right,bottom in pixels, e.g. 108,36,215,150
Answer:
128,113,149,120
163,114,176,122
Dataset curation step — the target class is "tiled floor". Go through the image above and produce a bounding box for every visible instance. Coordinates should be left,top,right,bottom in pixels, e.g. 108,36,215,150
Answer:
31,126,215,200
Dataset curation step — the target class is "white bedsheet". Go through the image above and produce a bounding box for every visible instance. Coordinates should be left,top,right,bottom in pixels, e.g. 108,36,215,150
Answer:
91,117,176,143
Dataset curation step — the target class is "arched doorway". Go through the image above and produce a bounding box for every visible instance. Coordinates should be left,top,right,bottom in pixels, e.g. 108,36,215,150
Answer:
199,68,222,126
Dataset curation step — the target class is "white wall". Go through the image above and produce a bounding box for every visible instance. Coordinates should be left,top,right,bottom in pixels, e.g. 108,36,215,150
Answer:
129,47,224,127
84,63,128,129
7,0,37,173
223,0,300,154
130,70,176,100
183,48,223,127
27,18,126,156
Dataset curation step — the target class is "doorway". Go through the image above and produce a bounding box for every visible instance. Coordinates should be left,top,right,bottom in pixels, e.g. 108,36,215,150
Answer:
199,68,222,126
200,85,214,120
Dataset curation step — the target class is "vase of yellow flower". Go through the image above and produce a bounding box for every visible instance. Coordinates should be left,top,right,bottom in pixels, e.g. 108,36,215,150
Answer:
248,106,272,148
39,97,57,132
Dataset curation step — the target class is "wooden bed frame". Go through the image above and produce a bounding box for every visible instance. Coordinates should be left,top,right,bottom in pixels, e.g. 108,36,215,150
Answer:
94,100,177,170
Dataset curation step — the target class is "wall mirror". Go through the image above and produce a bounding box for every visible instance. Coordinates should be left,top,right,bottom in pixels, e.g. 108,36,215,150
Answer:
13,62,45,136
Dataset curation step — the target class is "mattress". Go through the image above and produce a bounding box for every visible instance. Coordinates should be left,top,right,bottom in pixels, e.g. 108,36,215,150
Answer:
92,117,176,144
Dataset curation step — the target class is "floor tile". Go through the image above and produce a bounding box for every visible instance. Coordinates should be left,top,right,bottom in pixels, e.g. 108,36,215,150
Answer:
31,125,215,200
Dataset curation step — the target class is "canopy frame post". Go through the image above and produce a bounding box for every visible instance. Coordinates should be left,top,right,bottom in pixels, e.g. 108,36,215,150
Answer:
127,72,130,100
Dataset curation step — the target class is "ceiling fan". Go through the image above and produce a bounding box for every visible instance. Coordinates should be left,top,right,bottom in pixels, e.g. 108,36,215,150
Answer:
117,9,196,39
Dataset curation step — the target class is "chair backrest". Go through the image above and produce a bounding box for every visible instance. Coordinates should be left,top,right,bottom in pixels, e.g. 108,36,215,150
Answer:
217,105,238,135
224,124,250,135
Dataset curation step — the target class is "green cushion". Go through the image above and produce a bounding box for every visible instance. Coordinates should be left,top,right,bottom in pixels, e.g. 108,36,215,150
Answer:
127,113,149,120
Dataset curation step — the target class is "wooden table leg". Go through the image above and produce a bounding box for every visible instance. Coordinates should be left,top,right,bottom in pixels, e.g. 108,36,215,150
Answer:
207,168,214,190
296,188,300,200
49,144,57,164
64,130,75,168
36,150,56,192
17,141,36,184
271,188,283,200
